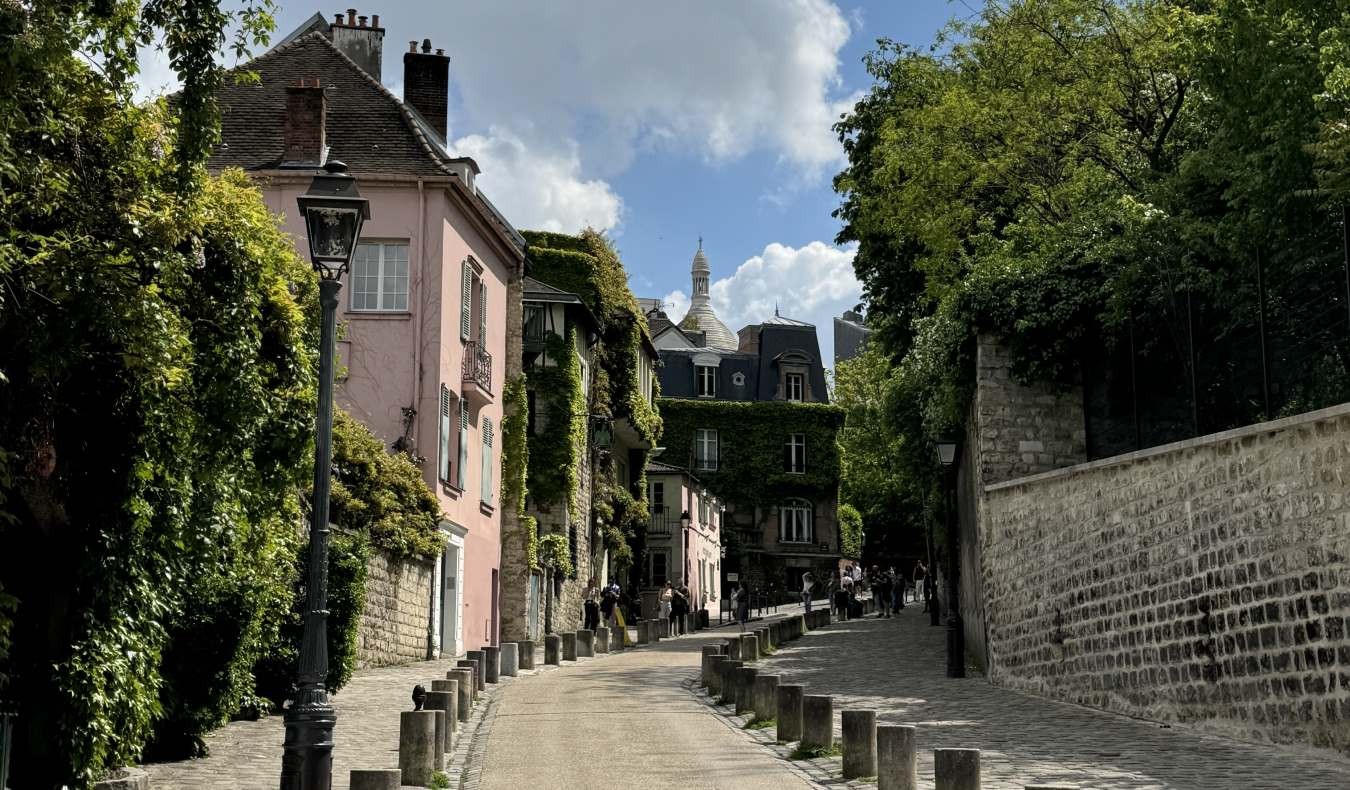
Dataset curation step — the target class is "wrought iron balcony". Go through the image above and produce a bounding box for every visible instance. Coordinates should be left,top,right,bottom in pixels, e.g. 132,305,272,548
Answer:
462,340,493,404
648,506,673,537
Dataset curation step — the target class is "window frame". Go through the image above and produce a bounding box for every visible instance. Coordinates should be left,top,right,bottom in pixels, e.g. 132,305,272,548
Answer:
350,241,410,312
694,428,719,472
785,372,805,402
786,433,806,474
778,499,813,544
696,364,717,398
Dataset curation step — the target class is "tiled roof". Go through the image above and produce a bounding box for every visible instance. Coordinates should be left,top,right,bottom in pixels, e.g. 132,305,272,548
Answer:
211,32,447,176
760,315,814,327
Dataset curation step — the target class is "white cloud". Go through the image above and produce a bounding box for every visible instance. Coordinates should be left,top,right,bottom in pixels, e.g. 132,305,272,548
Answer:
660,289,691,321
708,241,861,367
452,129,622,233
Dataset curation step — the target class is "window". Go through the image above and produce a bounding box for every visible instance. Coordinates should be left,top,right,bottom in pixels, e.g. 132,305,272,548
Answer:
732,371,746,387
438,385,452,482
698,492,709,525
779,500,813,543
481,416,494,505
350,242,409,311
460,259,474,340
649,480,665,513
648,550,669,587
696,365,717,398
786,372,805,402
695,428,719,471
786,433,806,474
524,304,545,341
456,400,469,489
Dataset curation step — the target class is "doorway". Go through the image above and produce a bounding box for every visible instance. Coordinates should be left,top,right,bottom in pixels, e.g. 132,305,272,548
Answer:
441,540,464,658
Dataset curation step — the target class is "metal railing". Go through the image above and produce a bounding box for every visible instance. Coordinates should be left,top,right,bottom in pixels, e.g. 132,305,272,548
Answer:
462,340,493,394
648,506,673,536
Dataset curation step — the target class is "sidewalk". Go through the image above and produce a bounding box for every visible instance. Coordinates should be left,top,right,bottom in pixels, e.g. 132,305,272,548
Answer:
755,605,1350,789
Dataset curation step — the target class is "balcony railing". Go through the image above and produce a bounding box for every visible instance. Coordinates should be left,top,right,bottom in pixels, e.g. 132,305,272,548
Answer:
462,340,493,397
648,506,673,536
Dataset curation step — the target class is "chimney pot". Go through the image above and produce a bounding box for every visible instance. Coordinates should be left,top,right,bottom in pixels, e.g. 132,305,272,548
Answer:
334,13,343,24
435,48,444,56
421,38,432,53
358,15,367,26
409,40,417,53
346,8,356,25
371,14,380,27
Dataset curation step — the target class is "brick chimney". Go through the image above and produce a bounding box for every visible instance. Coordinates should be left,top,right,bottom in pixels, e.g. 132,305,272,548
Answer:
329,7,385,81
404,38,450,139
283,78,326,164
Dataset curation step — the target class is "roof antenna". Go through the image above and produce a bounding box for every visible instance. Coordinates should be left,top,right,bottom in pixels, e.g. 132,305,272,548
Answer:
775,302,780,317
697,235,702,251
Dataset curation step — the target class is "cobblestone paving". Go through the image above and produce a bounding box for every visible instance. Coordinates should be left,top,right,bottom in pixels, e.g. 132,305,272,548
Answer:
753,606,1350,790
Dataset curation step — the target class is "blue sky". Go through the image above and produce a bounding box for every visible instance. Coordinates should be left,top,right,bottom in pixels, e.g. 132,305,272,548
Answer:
139,1,967,366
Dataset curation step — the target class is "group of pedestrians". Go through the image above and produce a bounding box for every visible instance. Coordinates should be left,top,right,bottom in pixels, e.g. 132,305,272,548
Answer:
803,560,933,622
659,579,696,636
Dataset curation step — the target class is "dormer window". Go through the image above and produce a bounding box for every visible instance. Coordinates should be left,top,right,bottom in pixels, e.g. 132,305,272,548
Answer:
696,364,717,398
786,372,805,402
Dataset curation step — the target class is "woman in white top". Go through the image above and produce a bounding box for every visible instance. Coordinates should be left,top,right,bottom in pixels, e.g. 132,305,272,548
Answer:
659,581,674,636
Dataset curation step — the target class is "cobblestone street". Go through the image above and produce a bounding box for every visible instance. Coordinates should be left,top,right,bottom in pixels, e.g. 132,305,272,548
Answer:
754,604,1350,789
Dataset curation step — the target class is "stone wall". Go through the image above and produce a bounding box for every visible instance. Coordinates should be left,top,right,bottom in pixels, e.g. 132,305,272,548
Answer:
979,403,1350,757
356,548,435,669
499,274,532,643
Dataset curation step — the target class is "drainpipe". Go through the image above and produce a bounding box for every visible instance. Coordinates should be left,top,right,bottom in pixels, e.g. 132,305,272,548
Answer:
411,178,426,435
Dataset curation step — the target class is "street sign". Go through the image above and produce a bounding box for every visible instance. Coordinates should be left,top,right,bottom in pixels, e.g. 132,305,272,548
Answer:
726,573,739,582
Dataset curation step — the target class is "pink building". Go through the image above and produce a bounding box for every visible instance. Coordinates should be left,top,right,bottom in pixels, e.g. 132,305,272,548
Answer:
643,461,722,621
210,11,526,658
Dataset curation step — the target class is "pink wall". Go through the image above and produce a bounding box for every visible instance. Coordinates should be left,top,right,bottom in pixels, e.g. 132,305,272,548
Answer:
263,174,514,656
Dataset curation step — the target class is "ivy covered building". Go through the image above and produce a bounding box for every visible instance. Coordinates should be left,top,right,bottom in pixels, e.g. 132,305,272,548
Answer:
646,243,845,600
497,231,661,642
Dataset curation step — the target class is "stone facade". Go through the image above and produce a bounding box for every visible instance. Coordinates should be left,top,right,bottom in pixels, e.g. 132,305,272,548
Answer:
498,274,531,643
978,402,1350,757
356,547,435,669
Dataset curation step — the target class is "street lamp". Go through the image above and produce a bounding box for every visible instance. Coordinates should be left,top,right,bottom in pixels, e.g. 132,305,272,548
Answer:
281,161,370,790
936,436,964,679
679,510,692,531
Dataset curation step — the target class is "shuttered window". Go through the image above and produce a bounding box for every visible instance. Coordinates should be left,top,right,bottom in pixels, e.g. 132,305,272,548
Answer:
438,385,452,482
456,399,469,489
460,259,473,341
479,280,488,344
481,417,494,505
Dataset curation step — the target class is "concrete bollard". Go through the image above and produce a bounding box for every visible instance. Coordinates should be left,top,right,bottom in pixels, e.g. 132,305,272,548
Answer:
725,637,742,660
500,642,519,677
398,710,437,786
545,633,562,665
562,631,578,660
425,690,456,753
466,651,487,690
842,710,878,780
707,655,729,696
455,660,480,699
637,620,651,645
776,684,804,743
877,725,918,790
447,669,472,721
752,674,780,723
934,748,981,790
576,629,594,657
801,695,834,752
430,709,447,770
719,659,745,704
483,646,501,683
518,639,535,670
740,633,759,662
610,624,624,651
701,645,721,686
757,626,773,652
349,769,401,790
735,666,759,716
595,626,610,653
795,615,806,638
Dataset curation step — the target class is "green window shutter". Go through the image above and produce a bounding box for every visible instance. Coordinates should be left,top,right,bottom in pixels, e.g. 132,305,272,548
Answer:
457,399,469,489
460,260,473,341
481,417,494,504
479,280,488,344
439,386,451,482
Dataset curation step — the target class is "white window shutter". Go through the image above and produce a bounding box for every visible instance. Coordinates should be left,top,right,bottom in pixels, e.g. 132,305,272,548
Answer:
460,260,472,341
439,386,451,482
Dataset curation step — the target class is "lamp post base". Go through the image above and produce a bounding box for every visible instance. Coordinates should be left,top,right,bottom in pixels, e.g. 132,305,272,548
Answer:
945,615,965,679
280,695,336,790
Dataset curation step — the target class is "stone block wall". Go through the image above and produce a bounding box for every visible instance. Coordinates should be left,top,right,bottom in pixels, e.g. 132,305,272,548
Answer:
980,403,1350,757
356,547,435,669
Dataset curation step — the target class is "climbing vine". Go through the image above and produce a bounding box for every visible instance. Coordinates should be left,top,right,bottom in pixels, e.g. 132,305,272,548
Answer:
500,373,529,517
526,328,586,516
538,532,574,578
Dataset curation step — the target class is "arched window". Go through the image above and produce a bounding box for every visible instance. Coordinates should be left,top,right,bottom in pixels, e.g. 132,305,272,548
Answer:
779,499,813,544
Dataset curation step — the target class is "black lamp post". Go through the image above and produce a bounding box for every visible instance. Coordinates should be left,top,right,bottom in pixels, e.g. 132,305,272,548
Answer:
936,437,964,679
280,161,369,790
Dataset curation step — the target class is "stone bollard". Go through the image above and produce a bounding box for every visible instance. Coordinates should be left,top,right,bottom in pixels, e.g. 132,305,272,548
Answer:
430,709,447,769
466,651,487,690
725,637,742,661
752,674,780,723
398,710,437,786
596,626,610,653
483,646,501,683
877,725,918,790
740,633,759,662
719,659,745,705
350,769,401,790
455,660,480,699
518,639,535,670
610,624,624,651
500,642,519,677
755,626,772,653
707,654,729,696
701,645,721,687
800,695,833,752
637,620,651,645
576,629,594,657
842,710,878,780
795,615,806,638
545,634,562,665
425,690,456,753
735,666,759,716
776,684,804,743
447,669,472,721
562,631,578,660
934,748,981,790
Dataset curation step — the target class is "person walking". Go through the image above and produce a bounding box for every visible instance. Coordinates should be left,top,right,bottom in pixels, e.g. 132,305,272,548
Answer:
870,565,892,618
913,561,928,607
583,577,601,632
734,582,752,631
801,570,815,613
599,581,617,630
660,580,674,636
889,566,904,612
834,569,852,621
671,579,689,635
